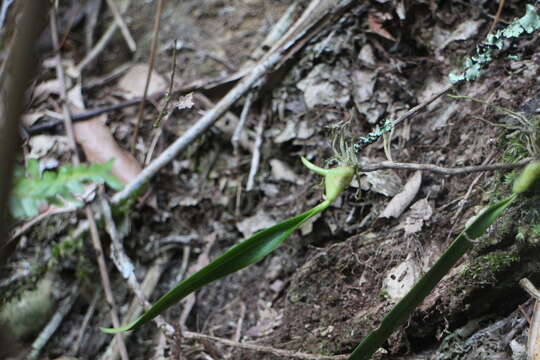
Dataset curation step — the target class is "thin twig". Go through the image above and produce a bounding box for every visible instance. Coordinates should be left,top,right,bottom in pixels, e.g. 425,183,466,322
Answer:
74,0,131,76
145,41,178,166
488,0,506,35
27,286,79,360
49,8,129,360
246,110,267,191
99,252,176,360
232,92,255,156
182,331,348,360
131,0,164,153
359,158,531,175
71,290,100,355
104,0,136,51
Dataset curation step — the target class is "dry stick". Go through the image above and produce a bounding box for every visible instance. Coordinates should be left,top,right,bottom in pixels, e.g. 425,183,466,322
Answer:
232,92,255,156
488,0,506,35
27,286,79,360
393,84,454,128
131,0,164,153
182,331,348,360
104,0,136,52
74,0,132,75
100,195,175,342
359,158,530,175
100,252,175,360
145,41,178,166
246,110,267,191
49,9,129,360
71,290,100,355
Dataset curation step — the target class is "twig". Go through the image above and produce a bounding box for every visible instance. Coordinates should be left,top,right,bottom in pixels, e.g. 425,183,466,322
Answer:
358,158,530,175
488,0,506,35
182,331,348,360
179,234,216,331
246,110,267,191
145,41,178,166
49,8,129,360
232,92,255,156
26,286,79,360
100,252,176,360
104,0,136,52
84,0,102,50
234,302,246,342
74,0,131,76
71,290,100,355
131,0,164,153
358,84,455,149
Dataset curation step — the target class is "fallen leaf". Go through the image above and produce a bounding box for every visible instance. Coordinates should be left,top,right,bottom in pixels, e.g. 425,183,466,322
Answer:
379,170,422,218
117,63,167,99
360,169,402,197
74,115,142,184
402,198,433,234
236,211,275,238
270,159,303,184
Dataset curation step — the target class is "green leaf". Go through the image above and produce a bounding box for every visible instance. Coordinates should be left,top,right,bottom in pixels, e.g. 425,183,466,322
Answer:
101,201,330,334
10,159,123,219
348,194,517,360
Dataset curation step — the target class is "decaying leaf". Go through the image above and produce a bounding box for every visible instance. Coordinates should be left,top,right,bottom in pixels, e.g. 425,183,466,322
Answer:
402,198,433,234
74,115,142,184
379,171,422,218
117,63,167,99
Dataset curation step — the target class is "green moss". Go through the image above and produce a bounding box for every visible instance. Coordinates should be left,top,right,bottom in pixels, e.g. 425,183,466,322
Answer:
461,252,519,282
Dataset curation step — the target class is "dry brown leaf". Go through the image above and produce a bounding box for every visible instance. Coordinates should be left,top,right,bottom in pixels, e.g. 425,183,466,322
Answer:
74,115,142,184
379,170,422,219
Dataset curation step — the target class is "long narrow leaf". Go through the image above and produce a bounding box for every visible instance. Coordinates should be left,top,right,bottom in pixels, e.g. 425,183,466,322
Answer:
348,193,517,360
102,200,330,334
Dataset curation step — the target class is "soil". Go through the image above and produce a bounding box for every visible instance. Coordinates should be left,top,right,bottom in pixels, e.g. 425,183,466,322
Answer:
3,1,540,360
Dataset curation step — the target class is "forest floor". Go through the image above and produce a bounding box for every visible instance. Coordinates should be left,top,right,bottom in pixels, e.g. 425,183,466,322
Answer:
2,1,540,359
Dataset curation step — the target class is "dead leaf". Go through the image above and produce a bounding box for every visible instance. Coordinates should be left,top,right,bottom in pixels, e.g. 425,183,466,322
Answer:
74,115,142,184
379,171,422,218
402,198,433,234
360,169,402,197
368,13,396,41
117,63,167,99
236,211,275,238
270,159,303,184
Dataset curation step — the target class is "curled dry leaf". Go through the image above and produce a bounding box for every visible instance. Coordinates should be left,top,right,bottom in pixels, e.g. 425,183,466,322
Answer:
379,170,422,219
74,115,142,184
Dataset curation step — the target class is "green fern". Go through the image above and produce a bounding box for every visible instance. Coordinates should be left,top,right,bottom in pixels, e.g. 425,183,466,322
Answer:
10,159,123,219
